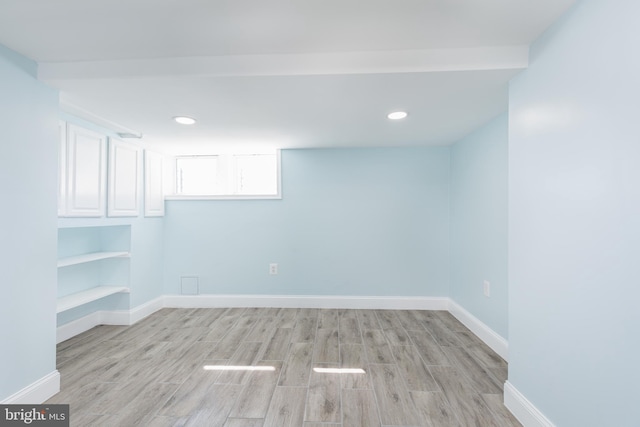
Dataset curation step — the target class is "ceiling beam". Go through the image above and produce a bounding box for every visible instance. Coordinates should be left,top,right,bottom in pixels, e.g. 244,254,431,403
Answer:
38,46,528,81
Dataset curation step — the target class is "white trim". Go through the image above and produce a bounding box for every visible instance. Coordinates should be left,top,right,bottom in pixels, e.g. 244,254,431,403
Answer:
56,296,164,343
1,371,60,404
163,294,449,310
56,311,103,344
129,296,165,324
504,381,556,427
39,46,529,80
165,195,282,201
447,300,509,361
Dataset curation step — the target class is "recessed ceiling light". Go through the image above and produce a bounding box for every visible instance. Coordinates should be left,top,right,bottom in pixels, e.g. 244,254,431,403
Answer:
174,116,196,125
387,111,408,120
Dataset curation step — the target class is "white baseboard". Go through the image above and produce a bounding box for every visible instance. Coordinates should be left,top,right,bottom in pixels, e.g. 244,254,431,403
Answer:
504,381,555,427
448,300,509,361
56,296,164,343
130,296,165,323
1,371,60,404
56,311,103,344
100,296,165,326
163,294,450,310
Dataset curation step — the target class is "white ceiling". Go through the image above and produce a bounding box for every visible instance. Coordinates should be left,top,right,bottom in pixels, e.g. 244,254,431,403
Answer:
0,0,576,154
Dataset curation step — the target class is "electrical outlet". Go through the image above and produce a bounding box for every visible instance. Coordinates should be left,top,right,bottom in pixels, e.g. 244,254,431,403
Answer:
269,263,278,275
483,280,491,297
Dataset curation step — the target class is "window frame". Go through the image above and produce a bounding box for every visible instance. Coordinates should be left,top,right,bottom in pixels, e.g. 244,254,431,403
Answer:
166,150,282,200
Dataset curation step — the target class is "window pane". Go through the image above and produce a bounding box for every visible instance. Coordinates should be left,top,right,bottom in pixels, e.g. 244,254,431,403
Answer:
234,154,278,195
176,156,219,195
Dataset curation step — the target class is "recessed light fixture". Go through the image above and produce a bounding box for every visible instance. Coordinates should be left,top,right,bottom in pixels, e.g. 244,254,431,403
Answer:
387,111,408,120
174,116,197,125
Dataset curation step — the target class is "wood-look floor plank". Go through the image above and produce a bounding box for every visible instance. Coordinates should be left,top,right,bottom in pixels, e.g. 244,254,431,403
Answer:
261,328,293,361
244,316,278,342
339,317,362,344
313,328,339,363
374,310,404,330
179,384,244,427
489,366,508,384
356,310,382,329
340,343,371,389
455,329,486,347
263,386,307,427
339,309,358,318
410,390,462,427
407,329,451,366
278,342,313,386
368,364,421,426
454,392,505,427
273,308,299,328
157,362,229,417
383,326,412,346
215,341,265,385
430,365,497,425
110,383,178,427
228,361,282,419
145,415,189,427
392,345,441,392
224,419,264,427
423,317,464,347
466,342,508,370
440,346,503,394
71,413,121,427
291,317,318,343
342,388,381,427
202,315,243,341
481,393,524,427
297,308,319,318
318,309,339,329
207,327,252,359
395,310,427,331
304,365,341,423
362,329,395,364
434,310,471,332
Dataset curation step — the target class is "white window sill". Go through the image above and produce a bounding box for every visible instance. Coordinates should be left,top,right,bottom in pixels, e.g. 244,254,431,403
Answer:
165,194,282,201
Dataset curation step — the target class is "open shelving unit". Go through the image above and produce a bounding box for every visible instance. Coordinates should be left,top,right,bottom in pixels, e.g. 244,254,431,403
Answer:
57,225,131,317
56,286,130,313
57,251,129,268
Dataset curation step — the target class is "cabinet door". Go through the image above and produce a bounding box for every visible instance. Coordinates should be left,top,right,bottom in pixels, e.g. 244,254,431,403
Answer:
108,139,141,217
64,124,107,217
144,150,165,217
58,121,67,216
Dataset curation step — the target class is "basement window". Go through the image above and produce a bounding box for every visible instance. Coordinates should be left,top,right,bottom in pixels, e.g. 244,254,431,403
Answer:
171,151,280,199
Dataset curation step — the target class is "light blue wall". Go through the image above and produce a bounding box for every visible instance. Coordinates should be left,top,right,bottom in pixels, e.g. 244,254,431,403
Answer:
163,147,451,296
0,45,59,400
450,113,508,339
508,1,640,425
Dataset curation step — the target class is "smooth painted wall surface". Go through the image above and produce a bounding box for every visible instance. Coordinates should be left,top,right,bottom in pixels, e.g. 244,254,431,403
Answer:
508,1,640,425
163,147,450,296
450,113,508,339
0,45,59,400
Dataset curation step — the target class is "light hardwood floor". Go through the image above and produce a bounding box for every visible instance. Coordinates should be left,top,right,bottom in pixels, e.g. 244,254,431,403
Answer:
47,308,521,427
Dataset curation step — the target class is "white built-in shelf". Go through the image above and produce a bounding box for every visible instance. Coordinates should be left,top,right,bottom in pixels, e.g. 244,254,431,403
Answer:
56,286,130,313
57,251,130,268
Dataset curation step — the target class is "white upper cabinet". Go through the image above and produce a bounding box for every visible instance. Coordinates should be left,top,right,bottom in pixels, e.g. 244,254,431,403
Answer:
58,121,67,216
108,138,142,217
62,124,107,217
144,150,165,217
